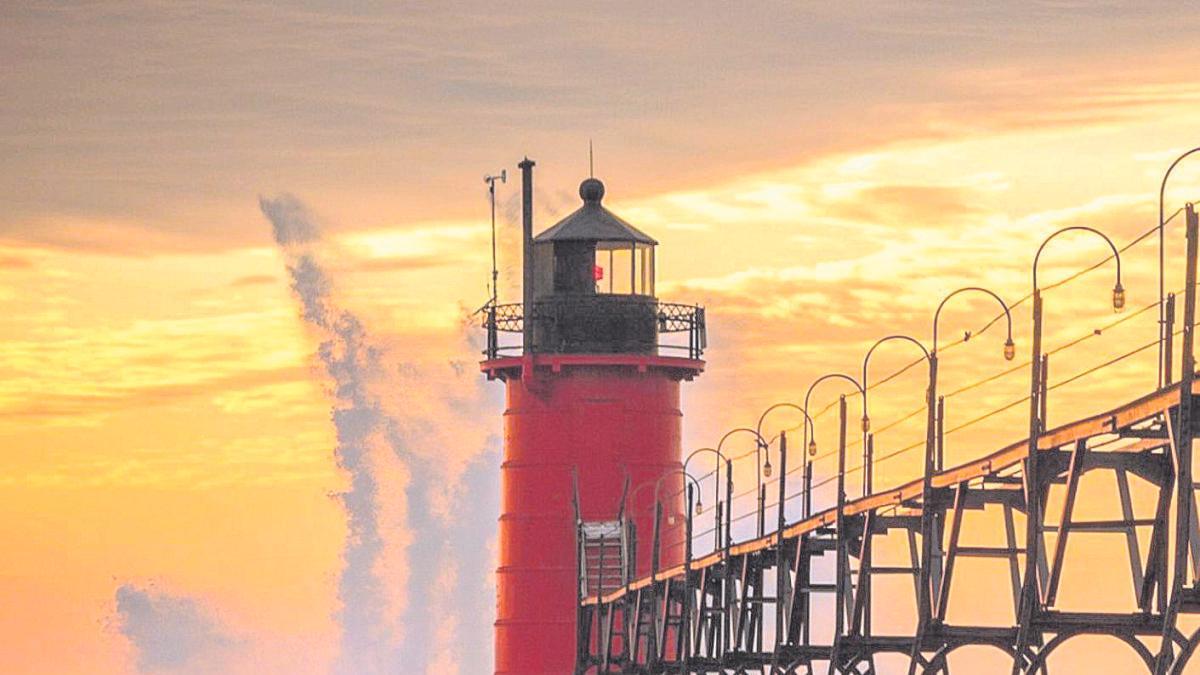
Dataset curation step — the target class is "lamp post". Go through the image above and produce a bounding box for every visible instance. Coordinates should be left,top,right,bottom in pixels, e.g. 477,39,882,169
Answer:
802,373,866,519
754,404,812,655
652,469,703,527
908,288,1015,674
648,470,702,577
681,481,695,672
932,287,1016,471
755,403,815,529
683,447,734,552
626,470,704,526
624,471,703,577
861,335,932,497
850,332,931,669
1030,227,1124,424
1160,147,1200,387
717,427,771,537
1011,226,1123,675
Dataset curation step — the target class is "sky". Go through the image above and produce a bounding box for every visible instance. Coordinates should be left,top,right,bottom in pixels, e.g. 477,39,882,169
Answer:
3,1,1200,673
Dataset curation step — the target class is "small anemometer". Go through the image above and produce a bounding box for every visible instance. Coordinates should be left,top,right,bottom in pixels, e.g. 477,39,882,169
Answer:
485,170,507,304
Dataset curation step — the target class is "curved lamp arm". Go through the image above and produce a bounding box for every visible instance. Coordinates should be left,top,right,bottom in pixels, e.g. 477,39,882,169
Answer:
717,426,771,476
861,334,931,433
1033,226,1124,311
803,373,866,457
1158,147,1200,386
717,427,768,452
756,402,815,446
683,446,731,508
653,469,704,516
933,286,1016,358
629,472,700,518
1161,148,1200,229
683,447,730,471
626,480,658,517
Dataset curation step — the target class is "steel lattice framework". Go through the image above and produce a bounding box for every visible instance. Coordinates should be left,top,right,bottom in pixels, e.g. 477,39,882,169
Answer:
575,206,1200,674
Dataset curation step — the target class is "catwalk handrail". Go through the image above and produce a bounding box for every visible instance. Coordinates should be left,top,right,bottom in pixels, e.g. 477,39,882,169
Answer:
800,207,1188,427
583,377,1187,604
478,298,706,359
656,326,1185,552
636,294,1185,527
674,209,1191,492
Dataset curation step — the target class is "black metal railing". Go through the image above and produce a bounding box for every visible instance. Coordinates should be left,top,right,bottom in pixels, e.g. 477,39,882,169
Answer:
480,297,706,360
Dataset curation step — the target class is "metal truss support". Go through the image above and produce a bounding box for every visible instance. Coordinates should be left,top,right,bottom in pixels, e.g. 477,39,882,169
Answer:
829,397,849,675
1157,203,1198,673
1044,439,1086,607
1011,289,1045,675
908,356,940,675
577,289,1200,674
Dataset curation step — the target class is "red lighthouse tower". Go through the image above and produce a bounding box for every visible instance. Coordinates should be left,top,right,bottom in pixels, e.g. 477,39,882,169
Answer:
482,160,706,674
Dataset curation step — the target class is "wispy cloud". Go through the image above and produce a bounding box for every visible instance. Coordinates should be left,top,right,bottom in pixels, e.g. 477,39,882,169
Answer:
3,3,1199,256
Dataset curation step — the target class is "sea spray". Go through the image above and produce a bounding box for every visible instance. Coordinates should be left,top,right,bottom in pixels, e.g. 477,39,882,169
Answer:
261,194,499,673
114,584,235,672
261,195,393,673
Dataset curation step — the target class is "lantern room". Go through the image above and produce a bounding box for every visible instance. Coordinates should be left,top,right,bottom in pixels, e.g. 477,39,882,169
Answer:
531,177,656,299
527,177,661,354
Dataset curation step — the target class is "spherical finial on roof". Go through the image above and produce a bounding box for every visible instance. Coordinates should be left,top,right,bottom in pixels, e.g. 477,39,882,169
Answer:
580,177,605,204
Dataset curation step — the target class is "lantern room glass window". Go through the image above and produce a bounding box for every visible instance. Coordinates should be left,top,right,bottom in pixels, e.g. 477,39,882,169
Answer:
594,241,655,296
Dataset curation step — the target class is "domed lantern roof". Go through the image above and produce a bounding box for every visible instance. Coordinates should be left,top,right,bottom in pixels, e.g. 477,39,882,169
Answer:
534,178,657,248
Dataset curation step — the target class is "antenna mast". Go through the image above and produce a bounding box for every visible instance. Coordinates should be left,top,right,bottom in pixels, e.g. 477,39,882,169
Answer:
484,169,507,306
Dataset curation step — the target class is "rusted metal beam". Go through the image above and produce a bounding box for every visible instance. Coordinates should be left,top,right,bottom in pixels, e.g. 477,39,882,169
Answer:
629,587,645,664
1167,293,1177,386
735,555,751,648
1012,290,1045,675
1115,468,1147,601
908,356,941,675
1142,463,1175,612
1157,202,1198,673
1003,503,1023,616
851,511,875,638
829,396,849,675
1045,439,1087,606
936,484,967,621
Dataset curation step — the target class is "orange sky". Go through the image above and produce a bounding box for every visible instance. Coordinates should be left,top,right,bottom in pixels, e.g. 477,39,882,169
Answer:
4,3,1200,673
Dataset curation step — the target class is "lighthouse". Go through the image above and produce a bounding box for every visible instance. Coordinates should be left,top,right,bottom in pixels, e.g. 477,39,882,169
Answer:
481,159,706,674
